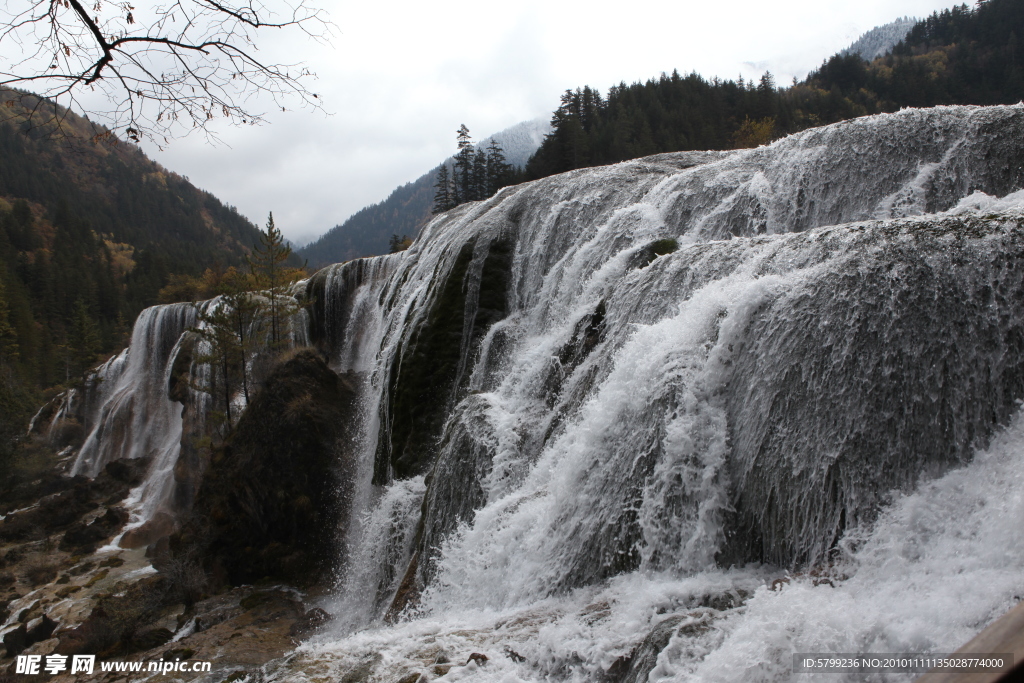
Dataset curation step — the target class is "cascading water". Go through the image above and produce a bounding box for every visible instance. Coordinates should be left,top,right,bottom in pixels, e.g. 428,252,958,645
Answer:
286,105,1024,681
65,293,310,525
60,104,1024,681
70,303,195,519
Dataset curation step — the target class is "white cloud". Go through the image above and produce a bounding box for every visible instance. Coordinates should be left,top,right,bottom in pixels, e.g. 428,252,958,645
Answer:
138,0,960,241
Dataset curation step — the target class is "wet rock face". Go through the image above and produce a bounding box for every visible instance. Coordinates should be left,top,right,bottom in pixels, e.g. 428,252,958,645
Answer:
289,607,331,636
167,331,212,517
174,349,358,587
0,459,146,546
118,512,175,550
60,507,129,554
718,219,1024,566
375,237,513,484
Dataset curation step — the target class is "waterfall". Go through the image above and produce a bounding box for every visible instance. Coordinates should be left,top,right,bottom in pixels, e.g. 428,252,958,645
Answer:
70,303,195,518
58,104,1024,680
66,292,310,523
284,105,1024,680
303,105,1024,625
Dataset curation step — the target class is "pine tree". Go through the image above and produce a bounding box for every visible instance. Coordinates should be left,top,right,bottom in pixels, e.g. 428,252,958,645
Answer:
456,123,472,150
248,212,295,349
193,299,243,427
0,279,19,365
191,266,265,427
485,140,511,196
222,282,262,407
432,164,454,214
7,200,39,251
388,234,413,252
69,298,100,377
472,149,488,201
453,124,475,206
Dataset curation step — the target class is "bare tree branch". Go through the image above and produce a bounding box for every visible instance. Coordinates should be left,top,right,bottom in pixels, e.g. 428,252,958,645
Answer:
0,0,332,143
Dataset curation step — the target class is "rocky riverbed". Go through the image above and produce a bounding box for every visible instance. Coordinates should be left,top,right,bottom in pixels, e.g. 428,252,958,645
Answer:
0,450,330,683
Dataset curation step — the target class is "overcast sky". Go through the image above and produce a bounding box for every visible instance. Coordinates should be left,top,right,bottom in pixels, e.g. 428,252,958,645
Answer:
138,0,960,246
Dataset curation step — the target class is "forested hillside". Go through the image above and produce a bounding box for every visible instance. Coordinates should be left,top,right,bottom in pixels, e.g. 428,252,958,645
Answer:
525,0,1024,179
0,90,283,463
0,92,267,296
301,172,436,269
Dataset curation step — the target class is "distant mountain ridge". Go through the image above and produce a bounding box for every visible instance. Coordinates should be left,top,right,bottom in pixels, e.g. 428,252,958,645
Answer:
477,117,550,168
300,118,550,269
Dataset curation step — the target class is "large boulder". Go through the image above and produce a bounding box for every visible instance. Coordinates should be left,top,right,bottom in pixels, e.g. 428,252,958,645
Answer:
61,506,130,553
173,349,357,587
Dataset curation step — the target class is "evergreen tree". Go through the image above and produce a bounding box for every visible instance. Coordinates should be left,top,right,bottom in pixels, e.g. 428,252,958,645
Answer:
222,281,263,407
472,149,488,201
453,124,474,205
69,298,101,378
4,200,39,252
485,140,511,196
248,212,294,348
388,234,413,252
193,299,244,428
0,363,31,475
190,266,273,428
432,164,454,214
0,280,19,365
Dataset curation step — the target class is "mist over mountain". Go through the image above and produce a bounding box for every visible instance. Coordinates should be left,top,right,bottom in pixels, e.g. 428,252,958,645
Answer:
841,17,918,61
476,117,551,168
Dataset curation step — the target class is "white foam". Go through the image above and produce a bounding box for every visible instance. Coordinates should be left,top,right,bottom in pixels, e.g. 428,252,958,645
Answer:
276,407,1024,683
952,188,1024,214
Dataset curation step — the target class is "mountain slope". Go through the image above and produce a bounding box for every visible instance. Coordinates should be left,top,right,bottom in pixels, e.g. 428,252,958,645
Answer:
0,89,274,395
841,17,917,61
0,91,266,286
300,173,436,270
477,117,550,167
300,118,550,268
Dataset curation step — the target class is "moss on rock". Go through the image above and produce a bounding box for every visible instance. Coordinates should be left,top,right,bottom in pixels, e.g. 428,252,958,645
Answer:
376,238,513,484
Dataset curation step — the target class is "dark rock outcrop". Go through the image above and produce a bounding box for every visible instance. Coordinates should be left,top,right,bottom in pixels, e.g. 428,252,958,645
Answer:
0,459,146,544
56,575,171,656
173,349,357,587
288,607,332,636
2,623,27,658
167,330,207,515
60,507,129,553
375,237,512,484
